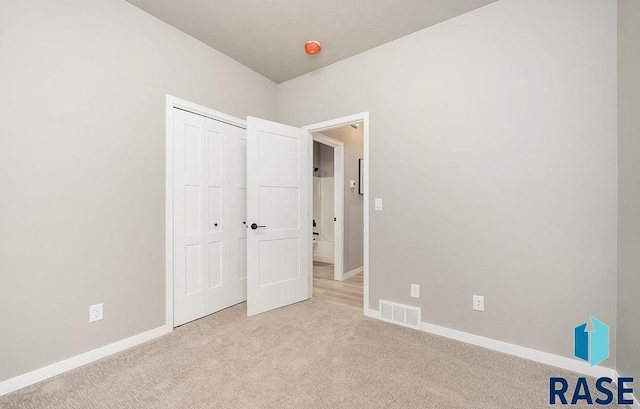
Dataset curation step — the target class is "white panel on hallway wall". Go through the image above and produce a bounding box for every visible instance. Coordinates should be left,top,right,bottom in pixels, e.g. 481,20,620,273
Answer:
173,109,247,326
320,177,334,239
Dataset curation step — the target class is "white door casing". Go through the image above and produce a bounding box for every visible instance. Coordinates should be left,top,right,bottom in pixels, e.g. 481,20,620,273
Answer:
246,117,310,316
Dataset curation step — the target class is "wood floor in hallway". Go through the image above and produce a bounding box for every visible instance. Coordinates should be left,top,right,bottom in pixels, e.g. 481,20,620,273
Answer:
312,261,363,312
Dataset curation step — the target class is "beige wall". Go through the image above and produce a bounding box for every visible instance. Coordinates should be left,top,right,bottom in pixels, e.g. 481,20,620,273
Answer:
0,0,276,382
278,0,618,364
320,126,365,273
617,0,640,382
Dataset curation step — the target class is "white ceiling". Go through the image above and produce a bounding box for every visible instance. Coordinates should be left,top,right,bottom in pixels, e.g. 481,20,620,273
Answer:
126,0,497,83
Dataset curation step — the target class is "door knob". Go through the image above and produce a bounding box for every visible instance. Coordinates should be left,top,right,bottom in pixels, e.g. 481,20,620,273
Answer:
250,223,266,230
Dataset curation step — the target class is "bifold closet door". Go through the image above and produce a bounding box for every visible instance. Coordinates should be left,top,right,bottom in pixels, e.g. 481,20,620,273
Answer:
230,127,248,305
173,108,242,327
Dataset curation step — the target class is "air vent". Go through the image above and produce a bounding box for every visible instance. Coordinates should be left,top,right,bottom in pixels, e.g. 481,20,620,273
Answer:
378,300,421,330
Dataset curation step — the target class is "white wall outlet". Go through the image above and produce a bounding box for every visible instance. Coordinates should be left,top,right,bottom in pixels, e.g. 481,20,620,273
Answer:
89,303,104,323
375,198,383,210
410,284,420,298
473,295,485,312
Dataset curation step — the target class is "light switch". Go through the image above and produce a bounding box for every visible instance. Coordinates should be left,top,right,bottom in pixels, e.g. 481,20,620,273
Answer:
350,180,357,188
375,198,383,210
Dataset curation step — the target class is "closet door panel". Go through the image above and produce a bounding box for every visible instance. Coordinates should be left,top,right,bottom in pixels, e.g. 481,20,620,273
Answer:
173,109,206,326
230,127,248,305
204,117,232,314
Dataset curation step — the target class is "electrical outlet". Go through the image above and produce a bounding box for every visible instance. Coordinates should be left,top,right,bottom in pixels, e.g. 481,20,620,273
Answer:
473,295,485,312
410,284,420,298
89,303,103,323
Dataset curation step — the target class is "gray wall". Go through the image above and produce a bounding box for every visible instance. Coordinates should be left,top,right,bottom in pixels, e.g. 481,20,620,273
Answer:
313,141,322,174
320,126,365,273
617,0,640,383
319,144,335,178
0,0,276,382
278,0,618,364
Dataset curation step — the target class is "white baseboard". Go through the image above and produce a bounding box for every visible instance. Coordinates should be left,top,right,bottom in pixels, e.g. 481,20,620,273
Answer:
420,321,616,379
365,308,618,380
313,255,334,263
341,266,363,280
364,307,380,319
0,325,170,397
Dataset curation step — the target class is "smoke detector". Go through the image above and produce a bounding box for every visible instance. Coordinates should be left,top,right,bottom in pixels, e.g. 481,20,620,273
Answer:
304,41,321,55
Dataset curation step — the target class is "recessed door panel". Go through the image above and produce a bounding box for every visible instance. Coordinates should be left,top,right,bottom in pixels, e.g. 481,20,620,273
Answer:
208,242,222,289
258,187,300,230
185,186,202,236
258,131,300,180
185,244,202,295
259,238,300,286
208,187,222,233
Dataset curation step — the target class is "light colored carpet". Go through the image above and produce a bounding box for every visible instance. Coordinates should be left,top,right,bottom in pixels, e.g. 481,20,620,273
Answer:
0,299,627,408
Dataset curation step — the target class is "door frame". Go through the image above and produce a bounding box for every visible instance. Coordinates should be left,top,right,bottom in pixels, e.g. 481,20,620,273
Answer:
165,95,246,331
302,112,371,315
311,134,344,281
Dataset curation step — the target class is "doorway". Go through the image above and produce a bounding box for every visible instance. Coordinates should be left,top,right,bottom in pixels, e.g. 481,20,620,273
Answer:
166,98,371,326
304,114,369,314
312,135,344,281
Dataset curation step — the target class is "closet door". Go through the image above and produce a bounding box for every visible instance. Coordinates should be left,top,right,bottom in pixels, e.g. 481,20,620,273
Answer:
203,117,232,315
231,126,248,304
173,109,233,326
173,109,207,326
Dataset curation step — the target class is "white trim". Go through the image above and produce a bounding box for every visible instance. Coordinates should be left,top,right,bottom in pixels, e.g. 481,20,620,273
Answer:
312,133,345,281
165,95,246,330
0,325,169,397
420,320,617,379
303,112,370,314
364,307,380,319
342,266,363,280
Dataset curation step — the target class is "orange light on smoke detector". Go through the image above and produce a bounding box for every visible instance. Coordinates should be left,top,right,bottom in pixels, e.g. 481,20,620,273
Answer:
304,41,321,55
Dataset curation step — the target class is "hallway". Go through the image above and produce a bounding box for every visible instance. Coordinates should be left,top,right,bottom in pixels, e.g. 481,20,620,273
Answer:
312,262,363,312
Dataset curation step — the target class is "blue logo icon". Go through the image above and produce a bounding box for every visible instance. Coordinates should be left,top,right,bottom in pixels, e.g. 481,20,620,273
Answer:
574,316,609,367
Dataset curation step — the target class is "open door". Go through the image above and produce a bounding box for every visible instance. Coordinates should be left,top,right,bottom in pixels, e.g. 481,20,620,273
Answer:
246,117,310,316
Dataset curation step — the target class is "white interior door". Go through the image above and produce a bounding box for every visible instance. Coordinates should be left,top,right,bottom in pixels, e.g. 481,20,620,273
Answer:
230,126,248,305
173,108,244,326
202,116,231,316
246,116,310,316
